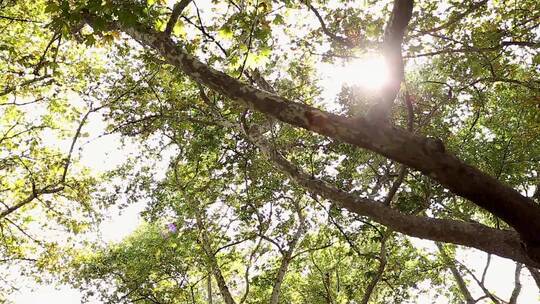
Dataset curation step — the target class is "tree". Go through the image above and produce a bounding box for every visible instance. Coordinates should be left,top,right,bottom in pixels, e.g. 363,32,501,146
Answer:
1,0,539,302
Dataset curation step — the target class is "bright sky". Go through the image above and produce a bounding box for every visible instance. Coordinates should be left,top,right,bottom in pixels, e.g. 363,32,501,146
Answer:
6,1,540,303
317,54,390,112
320,55,389,92
7,112,144,303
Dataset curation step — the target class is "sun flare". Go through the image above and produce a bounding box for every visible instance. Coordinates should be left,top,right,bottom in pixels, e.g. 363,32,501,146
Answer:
317,54,391,110
320,54,390,91
340,55,390,90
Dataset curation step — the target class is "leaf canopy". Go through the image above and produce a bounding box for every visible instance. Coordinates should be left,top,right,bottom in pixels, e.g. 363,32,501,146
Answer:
1,0,539,303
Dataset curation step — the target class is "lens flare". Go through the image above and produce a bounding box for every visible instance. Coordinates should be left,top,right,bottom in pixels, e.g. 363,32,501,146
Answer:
341,55,390,90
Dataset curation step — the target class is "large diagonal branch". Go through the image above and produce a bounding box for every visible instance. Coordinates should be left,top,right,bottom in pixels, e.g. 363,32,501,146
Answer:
203,112,539,267
81,8,540,262
251,132,539,267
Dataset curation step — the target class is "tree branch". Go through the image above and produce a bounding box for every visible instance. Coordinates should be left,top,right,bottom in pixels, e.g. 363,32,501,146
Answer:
369,0,414,122
454,260,503,303
206,113,540,267
194,211,236,304
360,234,388,304
0,76,50,97
508,263,523,304
269,199,305,304
436,243,475,304
301,1,355,48
0,185,64,220
480,253,491,284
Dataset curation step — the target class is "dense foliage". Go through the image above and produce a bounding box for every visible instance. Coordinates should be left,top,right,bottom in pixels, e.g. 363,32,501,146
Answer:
0,0,539,303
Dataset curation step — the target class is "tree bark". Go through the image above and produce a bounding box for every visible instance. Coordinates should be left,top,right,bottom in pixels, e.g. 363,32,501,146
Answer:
374,0,414,120
189,112,539,268
230,119,540,267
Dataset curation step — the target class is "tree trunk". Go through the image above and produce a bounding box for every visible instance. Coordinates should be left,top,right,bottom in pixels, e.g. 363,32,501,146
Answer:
207,273,213,304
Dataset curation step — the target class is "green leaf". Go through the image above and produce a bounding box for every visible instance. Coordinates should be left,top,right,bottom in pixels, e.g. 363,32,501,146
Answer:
273,14,285,25
155,19,166,31
172,22,186,37
218,26,234,40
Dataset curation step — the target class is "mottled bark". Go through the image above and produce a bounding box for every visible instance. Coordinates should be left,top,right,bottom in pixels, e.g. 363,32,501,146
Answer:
262,142,538,266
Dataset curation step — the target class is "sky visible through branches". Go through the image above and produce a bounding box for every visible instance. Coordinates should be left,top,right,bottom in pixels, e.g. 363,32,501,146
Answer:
2,0,540,303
